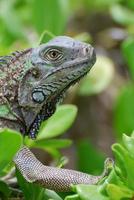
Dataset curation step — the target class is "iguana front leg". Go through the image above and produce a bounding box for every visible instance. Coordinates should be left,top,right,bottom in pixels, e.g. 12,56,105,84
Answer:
14,146,113,192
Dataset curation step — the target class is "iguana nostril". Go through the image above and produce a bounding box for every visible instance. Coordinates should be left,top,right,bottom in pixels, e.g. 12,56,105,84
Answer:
85,47,89,53
83,45,92,56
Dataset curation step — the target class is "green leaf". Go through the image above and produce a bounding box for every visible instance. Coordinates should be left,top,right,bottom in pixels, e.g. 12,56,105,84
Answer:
123,155,134,190
123,134,134,158
0,129,22,175
78,56,114,96
38,105,78,139
112,137,134,190
106,184,133,200
45,189,63,200
0,180,11,198
100,169,122,193
31,0,69,34
16,169,45,200
113,84,134,139
110,5,134,26
56,156,69,168
74,185,109,200
65,194,80,200
112,143,127,178
30,138,72,160
33,139,72,149
122,38,134,79
38,30,55,44
43,147,61,159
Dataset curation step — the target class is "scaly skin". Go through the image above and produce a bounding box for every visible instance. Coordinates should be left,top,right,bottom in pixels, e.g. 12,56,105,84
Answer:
0,36,96,138
14,146,113,192
0,36,104,192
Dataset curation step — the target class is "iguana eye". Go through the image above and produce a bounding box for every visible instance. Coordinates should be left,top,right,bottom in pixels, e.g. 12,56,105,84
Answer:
42,48,63,62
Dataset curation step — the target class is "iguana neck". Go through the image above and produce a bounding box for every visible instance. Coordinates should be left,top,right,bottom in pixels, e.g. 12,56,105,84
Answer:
0,49,32,103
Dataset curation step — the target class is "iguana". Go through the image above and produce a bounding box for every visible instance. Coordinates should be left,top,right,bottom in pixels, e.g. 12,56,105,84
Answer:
0,36,112,192
0,36,96,139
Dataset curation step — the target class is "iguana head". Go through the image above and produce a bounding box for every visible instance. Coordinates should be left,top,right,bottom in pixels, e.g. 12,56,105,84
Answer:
18,36,96,138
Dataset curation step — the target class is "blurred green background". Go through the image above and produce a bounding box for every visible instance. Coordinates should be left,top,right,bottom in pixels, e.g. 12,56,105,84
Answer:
1,0,134,199
1,0,134,170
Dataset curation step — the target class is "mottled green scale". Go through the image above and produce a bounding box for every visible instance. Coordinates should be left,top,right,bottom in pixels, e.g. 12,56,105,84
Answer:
0,49,32,119
0,70,6,78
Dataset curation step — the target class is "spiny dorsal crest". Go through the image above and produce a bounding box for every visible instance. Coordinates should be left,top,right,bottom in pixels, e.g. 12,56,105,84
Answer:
0,49,32,68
